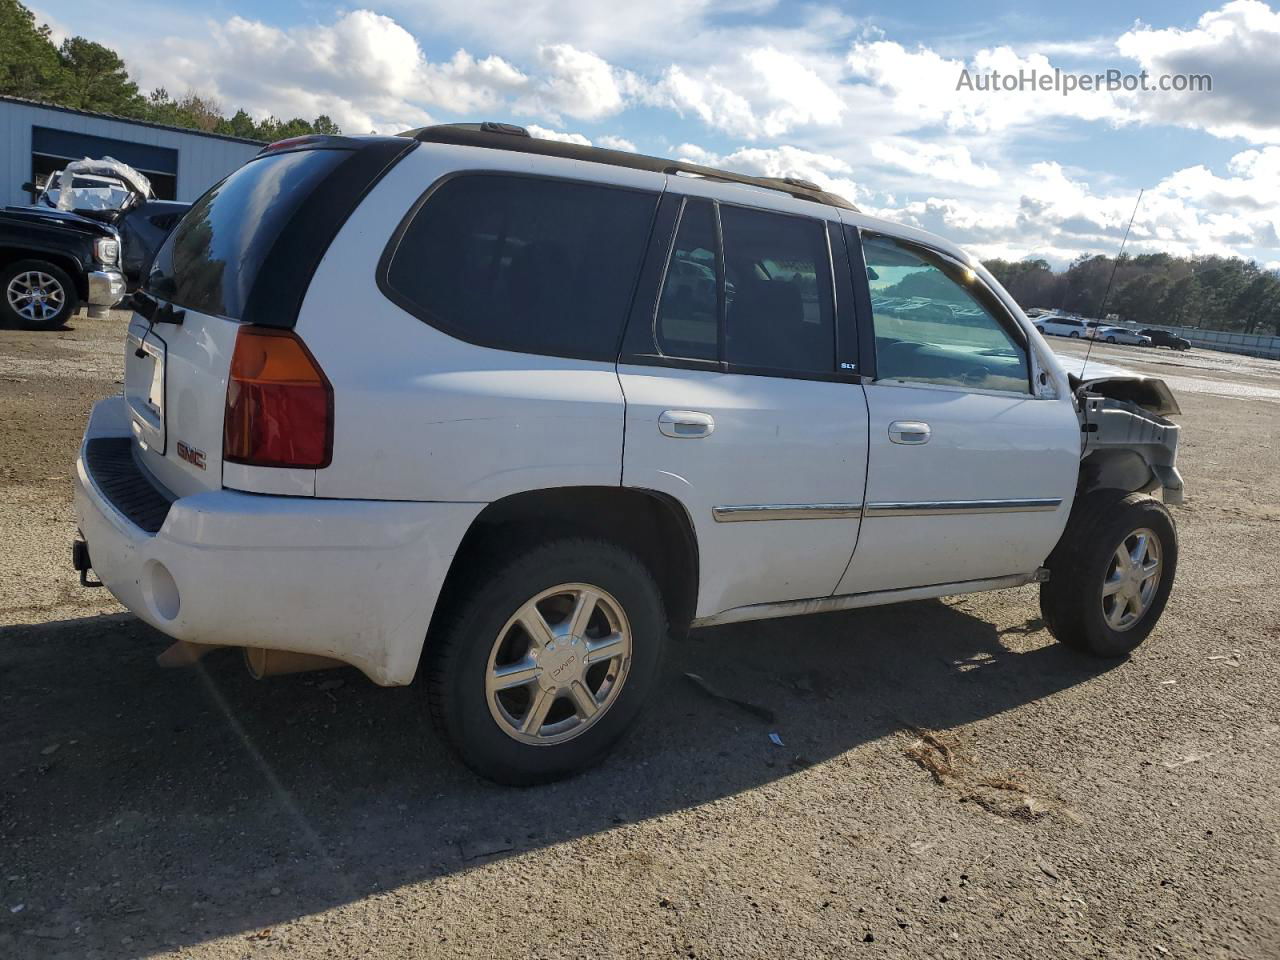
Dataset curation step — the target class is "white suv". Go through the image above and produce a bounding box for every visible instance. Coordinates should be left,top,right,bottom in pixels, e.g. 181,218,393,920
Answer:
72,124,1184,783
1036,316,1089,338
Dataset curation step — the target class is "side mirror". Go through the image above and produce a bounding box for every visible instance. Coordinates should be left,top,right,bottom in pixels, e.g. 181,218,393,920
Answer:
21,182,35,193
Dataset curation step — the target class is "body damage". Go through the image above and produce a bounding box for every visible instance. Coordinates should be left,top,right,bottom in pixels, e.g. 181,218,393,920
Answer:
1075,376,1184,505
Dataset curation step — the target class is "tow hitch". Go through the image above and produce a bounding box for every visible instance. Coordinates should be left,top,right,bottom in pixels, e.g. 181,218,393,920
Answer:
72,537,102,587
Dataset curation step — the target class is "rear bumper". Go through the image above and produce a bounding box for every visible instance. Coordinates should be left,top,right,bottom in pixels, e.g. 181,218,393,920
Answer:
86,269,126,306
72,397,484,685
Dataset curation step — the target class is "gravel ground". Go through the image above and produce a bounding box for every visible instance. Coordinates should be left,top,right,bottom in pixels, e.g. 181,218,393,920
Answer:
1,313,1278,959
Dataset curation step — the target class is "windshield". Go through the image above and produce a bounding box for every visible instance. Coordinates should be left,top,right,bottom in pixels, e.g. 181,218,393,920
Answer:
45,174,132,211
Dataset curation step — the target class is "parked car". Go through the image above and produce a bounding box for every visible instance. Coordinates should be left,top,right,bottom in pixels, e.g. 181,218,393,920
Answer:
1094,326,1152,346
1035,315,1089,338
0,159,187,329
1139,328,1192,351
72,124,1184,784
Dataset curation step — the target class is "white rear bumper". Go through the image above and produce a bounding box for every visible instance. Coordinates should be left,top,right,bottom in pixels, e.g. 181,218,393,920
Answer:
73,397,483,685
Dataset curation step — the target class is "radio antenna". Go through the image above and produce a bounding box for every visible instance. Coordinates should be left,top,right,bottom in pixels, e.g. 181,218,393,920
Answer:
1081,188,1144,380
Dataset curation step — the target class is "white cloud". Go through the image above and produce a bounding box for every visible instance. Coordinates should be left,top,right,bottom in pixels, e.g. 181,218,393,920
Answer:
671,143,867,205
130,10,437,133
521,44,636,121
652,47,845,138
596,135,639,152
881,148,1280,266
1117,0,1280,142
524,124,592,145
869,140,1001,187
845,40,1132,135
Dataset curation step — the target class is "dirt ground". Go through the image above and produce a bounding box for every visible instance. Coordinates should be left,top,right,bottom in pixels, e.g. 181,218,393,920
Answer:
1,312,1278,959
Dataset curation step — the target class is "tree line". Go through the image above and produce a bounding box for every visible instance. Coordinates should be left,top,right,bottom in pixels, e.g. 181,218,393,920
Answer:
1,0,341,141
984,252,1280,336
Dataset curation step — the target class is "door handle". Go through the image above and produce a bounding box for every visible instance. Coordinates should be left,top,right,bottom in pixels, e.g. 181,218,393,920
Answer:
888,420,931,444
659,410,715,439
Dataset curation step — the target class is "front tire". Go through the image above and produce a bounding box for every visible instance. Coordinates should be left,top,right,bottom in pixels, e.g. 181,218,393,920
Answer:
1,260,79,330
426,538,667,785
1069,331,1081,338
1041,491,1177,658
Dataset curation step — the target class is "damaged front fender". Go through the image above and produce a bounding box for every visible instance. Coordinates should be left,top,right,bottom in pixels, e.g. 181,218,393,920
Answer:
1077,377,1184,505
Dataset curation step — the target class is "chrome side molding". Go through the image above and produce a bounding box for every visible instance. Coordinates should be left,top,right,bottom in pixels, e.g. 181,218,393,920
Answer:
712,503,864,522
864,498,1061,517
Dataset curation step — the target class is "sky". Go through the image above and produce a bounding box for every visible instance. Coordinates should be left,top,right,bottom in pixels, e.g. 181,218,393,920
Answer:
30,0,1280,270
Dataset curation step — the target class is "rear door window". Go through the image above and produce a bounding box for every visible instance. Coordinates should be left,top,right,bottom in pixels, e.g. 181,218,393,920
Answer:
382,175,659,361
147,149,349,319
720,205,835,374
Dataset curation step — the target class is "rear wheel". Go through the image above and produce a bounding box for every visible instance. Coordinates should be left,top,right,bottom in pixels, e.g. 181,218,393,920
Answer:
1041,491,1177,657
426,538,667,784
0,260,79,330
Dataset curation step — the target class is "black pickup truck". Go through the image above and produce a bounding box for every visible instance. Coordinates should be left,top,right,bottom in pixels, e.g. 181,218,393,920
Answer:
0,160,188,329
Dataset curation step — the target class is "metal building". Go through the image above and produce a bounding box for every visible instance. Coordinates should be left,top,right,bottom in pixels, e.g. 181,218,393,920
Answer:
0,96,262,206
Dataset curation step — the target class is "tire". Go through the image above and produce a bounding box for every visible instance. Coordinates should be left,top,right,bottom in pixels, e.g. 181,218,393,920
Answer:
1069,331,1081,338
0,259,79,330
426,538,667,785
1106,336,1117,344
1040,490,1178,658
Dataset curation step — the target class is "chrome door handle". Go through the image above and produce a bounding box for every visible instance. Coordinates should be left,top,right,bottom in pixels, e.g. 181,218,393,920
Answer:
888,420,931,444
659,410,715,439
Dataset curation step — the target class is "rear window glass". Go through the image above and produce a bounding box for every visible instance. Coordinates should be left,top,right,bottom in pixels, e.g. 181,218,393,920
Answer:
382,175,658,361
146,149,348,319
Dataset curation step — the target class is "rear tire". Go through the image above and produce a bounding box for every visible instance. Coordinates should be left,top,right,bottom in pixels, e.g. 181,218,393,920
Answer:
426,538,667,785
0,259,79,330
1040,491,1177,658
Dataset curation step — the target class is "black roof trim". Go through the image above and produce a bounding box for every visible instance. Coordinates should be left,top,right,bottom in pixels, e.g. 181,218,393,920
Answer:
401,123,859,211
0,94,266,147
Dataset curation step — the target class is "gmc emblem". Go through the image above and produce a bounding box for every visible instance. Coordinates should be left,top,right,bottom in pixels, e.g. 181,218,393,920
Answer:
176,441,207,470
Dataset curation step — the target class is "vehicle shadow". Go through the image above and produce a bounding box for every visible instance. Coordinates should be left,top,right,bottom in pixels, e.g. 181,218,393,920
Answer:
0,596,1113,954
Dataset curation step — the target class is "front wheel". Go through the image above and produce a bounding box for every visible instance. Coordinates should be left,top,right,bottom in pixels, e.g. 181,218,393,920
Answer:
1069,331,1081,338
0,259,79,330
426,538,667,784
1040,491,1178,658
1106,336,1117,343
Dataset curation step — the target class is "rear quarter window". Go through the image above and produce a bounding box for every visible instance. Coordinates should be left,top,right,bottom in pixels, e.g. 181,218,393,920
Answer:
146,149,349,320
380,174,659,361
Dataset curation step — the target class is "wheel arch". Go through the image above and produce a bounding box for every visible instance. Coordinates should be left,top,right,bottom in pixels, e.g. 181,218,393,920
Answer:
428,485,700,651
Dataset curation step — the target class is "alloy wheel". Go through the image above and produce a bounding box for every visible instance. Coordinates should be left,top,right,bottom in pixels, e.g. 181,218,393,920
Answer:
485,582,632,745
6,271,65,325
1101,527,1162,631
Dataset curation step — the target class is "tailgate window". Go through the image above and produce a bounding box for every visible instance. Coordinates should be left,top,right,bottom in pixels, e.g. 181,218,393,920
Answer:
146,149,348,320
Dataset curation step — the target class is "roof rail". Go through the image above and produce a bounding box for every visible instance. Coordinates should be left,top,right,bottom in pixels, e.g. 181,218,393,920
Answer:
399,122,858,211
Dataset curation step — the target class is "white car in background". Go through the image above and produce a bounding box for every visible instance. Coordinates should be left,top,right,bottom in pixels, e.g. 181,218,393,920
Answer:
1094,326,1153,346
1035,316,1089,338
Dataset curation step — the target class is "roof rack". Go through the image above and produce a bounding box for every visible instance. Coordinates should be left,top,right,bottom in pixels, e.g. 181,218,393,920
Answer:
399,122,858,211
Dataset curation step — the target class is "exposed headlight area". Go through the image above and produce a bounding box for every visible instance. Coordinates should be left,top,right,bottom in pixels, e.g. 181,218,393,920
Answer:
94,237,120,266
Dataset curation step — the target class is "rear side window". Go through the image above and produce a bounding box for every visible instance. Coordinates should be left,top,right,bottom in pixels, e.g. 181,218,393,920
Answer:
147,149,349,319
655,199,719,361
382,175,659,361
720,205,835,373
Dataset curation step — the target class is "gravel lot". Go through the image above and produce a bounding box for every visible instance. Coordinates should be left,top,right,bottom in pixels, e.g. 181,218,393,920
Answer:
1,312,1278,959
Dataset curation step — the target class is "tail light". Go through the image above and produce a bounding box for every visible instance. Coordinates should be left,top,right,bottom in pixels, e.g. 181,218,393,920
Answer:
224,327,332,468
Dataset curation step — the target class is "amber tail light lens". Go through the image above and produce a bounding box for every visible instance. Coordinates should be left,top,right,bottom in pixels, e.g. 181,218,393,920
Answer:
224,327,333,469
